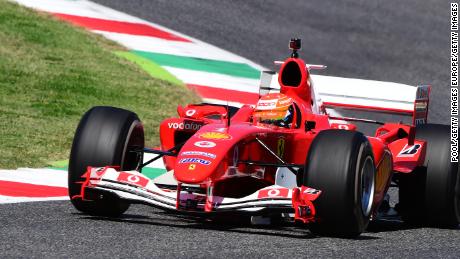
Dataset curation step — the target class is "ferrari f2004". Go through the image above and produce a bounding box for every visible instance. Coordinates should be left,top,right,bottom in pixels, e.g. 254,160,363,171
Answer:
68,39,459,237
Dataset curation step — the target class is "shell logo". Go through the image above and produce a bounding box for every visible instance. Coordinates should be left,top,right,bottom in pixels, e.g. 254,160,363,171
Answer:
199,132,232,140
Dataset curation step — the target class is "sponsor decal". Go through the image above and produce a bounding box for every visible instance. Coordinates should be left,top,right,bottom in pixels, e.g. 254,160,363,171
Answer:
397,144,421,157
179,158,211,165
278,97,293,105
256,94,292,110
199,132,232,140
188,164,196,170
92,167,107,176
256,100,277,110
117,172,149,188
185,109,196,116
338,124,349,130
303,188,320,195
194,141,216,148
167,122,202,131
257,188,289,199
181,151,216,159
258,100,277,107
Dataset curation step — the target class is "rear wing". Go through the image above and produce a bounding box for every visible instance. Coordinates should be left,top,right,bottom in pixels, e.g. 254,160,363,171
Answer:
258,71,431,126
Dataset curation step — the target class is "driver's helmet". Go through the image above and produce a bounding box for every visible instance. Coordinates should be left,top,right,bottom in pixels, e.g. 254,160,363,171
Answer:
254,93,294,128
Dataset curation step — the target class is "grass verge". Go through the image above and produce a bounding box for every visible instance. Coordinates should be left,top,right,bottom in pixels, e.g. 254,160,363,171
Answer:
0,0,199,168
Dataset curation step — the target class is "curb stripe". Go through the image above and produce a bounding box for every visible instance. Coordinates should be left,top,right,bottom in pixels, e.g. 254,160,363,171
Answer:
114,51,184,85
0,180,68,197
162,66,260,93
133,50,261,79
96,31,252,63
0,195,68,204
0,168,68,187
187,84,259,104
142,167,167,179
53,12,190,42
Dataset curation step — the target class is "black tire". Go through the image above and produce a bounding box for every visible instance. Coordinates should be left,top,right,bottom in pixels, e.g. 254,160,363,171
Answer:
299,130,375,237
398,124,459,227
68,106,144,216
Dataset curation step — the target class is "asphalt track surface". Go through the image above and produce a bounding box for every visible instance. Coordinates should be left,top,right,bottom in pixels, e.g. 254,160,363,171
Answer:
2,1,458,258
94,0,451,124
2,201,459,258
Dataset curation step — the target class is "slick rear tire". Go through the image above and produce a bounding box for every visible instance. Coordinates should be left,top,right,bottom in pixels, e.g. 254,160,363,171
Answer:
300,130,375,237
68,106,144,217
399,124,459,227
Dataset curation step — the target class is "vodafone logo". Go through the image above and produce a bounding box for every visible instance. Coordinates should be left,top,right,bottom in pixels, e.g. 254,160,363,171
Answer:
267,189,281,197
194,141,216,148
116,172,149,188
257,188,289,199
338,124,349,130
127,175,140,183
185,109,196,116
168,122,202,130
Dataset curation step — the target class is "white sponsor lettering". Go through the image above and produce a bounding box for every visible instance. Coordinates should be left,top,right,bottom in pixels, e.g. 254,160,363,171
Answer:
303,188,320,194
256,100,277,110
179,158,211,165
194,141,216,148
397,144,421,157
181,151,216,159
168,122,202,130
278,98,292,105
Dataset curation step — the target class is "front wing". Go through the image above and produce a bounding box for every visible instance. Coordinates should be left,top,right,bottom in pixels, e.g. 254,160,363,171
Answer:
75,167,321,222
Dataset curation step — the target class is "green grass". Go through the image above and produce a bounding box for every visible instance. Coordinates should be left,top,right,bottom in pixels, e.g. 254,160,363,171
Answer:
0,0,199,168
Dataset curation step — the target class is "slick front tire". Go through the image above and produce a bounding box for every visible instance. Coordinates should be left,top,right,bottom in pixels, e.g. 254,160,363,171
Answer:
68,106,144,217
300,130,375,237
399,124,460,227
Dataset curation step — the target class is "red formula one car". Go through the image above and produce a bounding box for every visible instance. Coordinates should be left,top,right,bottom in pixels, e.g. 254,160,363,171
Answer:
68,39,459,237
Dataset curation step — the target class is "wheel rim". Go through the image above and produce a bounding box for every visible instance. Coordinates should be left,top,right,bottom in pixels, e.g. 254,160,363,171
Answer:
121,120,144,170
361,156,375,217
